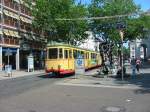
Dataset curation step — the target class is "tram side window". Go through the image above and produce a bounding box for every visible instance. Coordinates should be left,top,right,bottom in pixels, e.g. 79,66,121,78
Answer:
69,50,72,58
86,53,89,59
91,53,96,59
59,48,63,58
64,50,68,59
73,50,77,59
81,51,84,58
48,48,58,59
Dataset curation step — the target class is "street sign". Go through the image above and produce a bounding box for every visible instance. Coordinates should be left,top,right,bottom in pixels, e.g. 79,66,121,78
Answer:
5,49,12,56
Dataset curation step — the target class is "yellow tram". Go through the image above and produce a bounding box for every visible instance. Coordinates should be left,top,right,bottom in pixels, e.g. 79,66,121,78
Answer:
45,44,102,77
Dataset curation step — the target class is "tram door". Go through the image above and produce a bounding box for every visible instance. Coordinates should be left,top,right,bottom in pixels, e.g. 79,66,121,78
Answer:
64,49,73,69
64,49,69,69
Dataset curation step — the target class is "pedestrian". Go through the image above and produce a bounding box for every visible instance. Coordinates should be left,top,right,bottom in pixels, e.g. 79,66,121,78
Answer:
136,58,141,74
130,56,136,76
2,63,5,71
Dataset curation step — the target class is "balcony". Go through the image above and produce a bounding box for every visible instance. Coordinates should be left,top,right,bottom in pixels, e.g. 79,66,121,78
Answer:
3,37,19,45
4,0,19,11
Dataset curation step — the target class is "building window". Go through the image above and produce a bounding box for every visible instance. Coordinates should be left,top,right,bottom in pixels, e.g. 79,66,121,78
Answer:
4,15,18,27
4,0,19,11
20,4,31,16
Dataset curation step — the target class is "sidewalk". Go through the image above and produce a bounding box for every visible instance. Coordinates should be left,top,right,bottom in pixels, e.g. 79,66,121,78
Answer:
56,68,150,89
0,70,45,80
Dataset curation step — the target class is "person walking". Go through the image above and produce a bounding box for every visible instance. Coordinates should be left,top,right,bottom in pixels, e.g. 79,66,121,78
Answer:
136,58,141,74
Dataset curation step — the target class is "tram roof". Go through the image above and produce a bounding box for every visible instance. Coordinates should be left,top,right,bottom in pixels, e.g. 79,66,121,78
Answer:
47,43,99,53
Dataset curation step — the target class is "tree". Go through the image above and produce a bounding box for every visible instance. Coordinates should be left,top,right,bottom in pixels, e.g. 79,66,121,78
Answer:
28,0,88,45
89,0,150,42
89,0,150,67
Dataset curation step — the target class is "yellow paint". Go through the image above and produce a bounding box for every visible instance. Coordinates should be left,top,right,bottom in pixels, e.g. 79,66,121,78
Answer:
45,44,102,71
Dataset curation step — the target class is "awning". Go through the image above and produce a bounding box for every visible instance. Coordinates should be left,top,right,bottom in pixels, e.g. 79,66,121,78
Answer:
3,10,9,16
20,16,32,24
3,9,19,20
3,29,20,38
9,30,20,38
13,0,20,4
8,30,16,37
19,0,31,8
3,29,10,36
19,0,24,4
13,31,20,38
20,33,33,40
32,35,36,40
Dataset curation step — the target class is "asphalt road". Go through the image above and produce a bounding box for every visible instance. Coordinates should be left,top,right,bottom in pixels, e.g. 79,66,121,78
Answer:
0,74,60,100
0,72,150,112
0,82,150,112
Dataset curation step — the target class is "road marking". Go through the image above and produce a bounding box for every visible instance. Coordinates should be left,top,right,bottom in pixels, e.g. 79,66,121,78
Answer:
126,99,132,102
55,82,142,89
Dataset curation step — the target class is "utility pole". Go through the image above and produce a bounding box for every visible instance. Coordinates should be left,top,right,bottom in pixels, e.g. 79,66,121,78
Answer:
119,30,124,81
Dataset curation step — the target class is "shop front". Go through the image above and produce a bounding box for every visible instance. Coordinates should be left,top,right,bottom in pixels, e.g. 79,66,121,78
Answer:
0,46,19,71
19,40,46,70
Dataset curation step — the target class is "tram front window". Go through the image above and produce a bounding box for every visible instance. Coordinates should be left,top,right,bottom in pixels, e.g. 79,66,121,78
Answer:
48,48,58,59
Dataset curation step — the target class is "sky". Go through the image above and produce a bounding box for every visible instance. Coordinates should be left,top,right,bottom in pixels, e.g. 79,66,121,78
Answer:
77,0,150,11
134,0,150,11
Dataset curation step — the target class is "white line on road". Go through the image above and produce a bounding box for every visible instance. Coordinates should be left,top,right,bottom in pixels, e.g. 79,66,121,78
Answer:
55,82,142,90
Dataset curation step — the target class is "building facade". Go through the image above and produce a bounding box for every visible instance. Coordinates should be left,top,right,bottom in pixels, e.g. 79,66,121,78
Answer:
129,35,150,60
0,0,46,71
79,31,99,52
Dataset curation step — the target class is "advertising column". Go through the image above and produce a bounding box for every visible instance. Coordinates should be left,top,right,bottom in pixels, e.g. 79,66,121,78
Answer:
0,47,2,71
75,54,85,75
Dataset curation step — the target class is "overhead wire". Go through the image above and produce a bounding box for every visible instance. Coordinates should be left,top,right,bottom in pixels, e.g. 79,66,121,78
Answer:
55,11,150,21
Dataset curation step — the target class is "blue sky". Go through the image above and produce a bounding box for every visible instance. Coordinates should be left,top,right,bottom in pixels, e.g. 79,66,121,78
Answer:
134,0,150,11
77,0,150,11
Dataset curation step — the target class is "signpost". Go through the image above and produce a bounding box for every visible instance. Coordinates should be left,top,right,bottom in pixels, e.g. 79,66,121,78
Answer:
5,48,12,65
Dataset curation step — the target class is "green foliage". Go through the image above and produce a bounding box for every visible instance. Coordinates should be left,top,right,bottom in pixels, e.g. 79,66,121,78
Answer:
30,0,88,44
89,0,150,42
